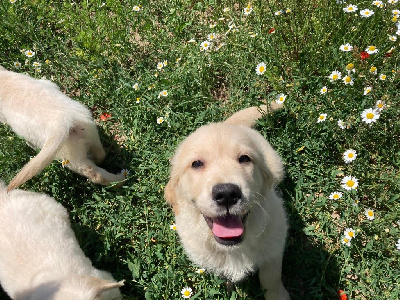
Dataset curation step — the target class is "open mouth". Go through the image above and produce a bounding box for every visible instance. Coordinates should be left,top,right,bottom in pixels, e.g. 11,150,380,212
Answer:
203,213,249,246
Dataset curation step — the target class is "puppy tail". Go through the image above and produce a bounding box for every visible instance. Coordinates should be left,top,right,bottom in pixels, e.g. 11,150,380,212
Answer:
224,102,283,127
7,134,66,192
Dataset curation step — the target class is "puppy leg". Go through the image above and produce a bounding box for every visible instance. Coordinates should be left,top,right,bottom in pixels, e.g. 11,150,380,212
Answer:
60,135,124,186
259,256,290,300
80,124,106,164
67,158,125,185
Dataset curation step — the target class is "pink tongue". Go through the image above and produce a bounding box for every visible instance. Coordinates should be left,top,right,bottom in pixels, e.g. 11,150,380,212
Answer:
212,215,244,238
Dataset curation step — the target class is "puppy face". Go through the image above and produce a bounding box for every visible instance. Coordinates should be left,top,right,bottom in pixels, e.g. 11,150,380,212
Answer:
166,122,283,247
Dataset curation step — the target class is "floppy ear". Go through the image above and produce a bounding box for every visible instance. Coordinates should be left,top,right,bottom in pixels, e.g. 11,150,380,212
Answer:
165,177,180,215
224,103,283,127
254,134,285,186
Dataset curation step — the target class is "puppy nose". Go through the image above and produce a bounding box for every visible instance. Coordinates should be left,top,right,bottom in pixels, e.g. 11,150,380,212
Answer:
212,183,242,207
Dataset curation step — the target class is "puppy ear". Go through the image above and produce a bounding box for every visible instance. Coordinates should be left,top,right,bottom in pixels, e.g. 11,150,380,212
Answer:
224,103,283,127
255,135,284,186
165,178,180,215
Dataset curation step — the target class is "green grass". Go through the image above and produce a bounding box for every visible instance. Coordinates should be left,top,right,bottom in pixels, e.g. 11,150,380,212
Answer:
1,0,399,299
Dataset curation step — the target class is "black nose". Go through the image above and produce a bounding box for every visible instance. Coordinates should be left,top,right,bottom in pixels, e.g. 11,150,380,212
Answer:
212,183,242,207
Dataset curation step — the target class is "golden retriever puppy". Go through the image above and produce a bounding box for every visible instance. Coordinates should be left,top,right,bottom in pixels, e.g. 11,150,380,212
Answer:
0,66,125,192
0,181,123,300
165,103,290,300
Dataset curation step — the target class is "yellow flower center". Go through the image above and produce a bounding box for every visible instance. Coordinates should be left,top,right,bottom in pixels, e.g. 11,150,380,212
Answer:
259,66,265,73
332,74,338,80
349,7,354,11
348,232,354,237
184,291,190,296
381,75,386,80
346,63,354,70
346,180,355,187
368,211,374,216
369,46,376,51
319,115,325,120
333,194,340,199
377,103,383,108
345,76,351,83
370,67,376,72
365,11,370,15
366,112,374,119
344,238,349,243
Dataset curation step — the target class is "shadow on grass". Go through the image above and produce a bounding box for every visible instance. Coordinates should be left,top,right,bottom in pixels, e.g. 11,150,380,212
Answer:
282,176,340,300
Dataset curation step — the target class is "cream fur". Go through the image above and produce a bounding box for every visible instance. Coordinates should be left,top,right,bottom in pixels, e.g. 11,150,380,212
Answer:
0,67,125,191
0,181,123,300
165,104,290,300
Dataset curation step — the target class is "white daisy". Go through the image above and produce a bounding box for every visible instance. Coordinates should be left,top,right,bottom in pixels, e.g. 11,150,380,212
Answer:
329,70,342,82
388,0,398,4
320,86,328,94
344,228,356,240
200,41,212,51
25,50,35,57
223,8,230,12
275,10,283,15
188,38,196,43
361,108,380,124
317,113,327,123
342,75,354,85
365,45,378,54
341,236,351,246
340,43,353,52
370,66,377,74
389,35,397,41
363,86,372,95
276,94,287,104
379,74,387,80
207,33,216,41
244,5,253,15
255,62,266,75
372,1,384,7
157,117,164,124
163,60,168,66
13,61,21,68
196,268,206,274
341,175,359,190
133,83,139,90
395,239,400,250
181,287,193,299
338,119,346,129
157,62,164,70
375,100,386,111
364,208,375,220
343,4,358,12
329,191,342,200
170,223,177,230
360,9,374,17
343,149,357,163
133,6,140,11
158,90,168,98
120,169,130,177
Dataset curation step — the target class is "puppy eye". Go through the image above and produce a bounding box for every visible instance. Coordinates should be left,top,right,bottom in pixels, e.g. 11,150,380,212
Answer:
238,155,251,163
191,160,204,169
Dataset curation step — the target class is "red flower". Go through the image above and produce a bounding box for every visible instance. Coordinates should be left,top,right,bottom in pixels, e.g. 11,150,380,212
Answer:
338,290,347,300
360,51,369,59
269,28,275,34
100,112,112,121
